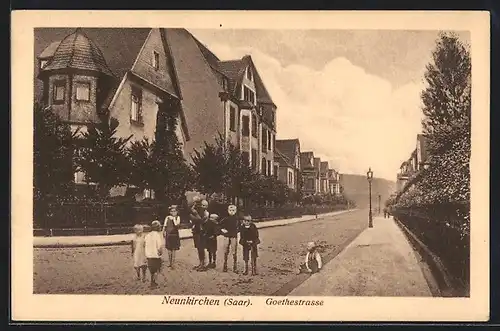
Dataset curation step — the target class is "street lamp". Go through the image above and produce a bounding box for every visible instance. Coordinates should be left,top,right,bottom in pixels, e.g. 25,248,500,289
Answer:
367,167,373,228
378,194,381,215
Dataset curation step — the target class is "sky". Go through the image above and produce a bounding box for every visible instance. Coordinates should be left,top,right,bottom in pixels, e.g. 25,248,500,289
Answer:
190,29,470,181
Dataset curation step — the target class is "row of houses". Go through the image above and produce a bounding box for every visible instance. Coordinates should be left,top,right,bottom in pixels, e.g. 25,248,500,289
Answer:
34,27,341,199
395,134,429,195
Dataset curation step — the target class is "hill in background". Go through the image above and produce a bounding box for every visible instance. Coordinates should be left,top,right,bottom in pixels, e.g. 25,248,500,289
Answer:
340,174,396,210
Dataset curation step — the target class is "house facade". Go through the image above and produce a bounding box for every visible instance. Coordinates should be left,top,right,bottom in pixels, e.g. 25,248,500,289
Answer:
300,152,317,196
319,161,329,194
395,134,430,194
275,139,301,191
35,28,278,197
327,169,341,195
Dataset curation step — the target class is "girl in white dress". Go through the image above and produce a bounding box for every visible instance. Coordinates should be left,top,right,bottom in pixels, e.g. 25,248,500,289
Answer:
131,224,147,281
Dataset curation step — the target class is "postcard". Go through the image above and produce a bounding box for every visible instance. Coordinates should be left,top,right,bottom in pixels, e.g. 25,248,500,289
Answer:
11,10,490,322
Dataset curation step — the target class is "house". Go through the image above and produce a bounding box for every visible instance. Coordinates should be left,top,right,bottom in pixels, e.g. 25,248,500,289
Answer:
35,28,278,196
313,157,321,194
300,152,317,196
275,139,301,191
395,134,430,194
328,169,341,195
319,161,329,194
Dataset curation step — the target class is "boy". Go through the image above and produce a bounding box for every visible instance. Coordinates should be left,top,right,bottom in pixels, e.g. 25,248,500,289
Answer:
202,213,220,269
145,220,163,288
239,215,260,276
189,198,209,271
219,204,240,272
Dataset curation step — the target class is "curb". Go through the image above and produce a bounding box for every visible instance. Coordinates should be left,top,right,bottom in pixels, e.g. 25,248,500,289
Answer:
394,218,469,297
34,209,356,249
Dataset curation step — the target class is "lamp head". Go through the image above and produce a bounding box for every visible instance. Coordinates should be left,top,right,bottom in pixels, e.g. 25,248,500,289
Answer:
367,167,374,182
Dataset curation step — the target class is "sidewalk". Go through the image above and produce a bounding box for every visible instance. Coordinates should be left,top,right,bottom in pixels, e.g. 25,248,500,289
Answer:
33,209,355,248
288,216,433,297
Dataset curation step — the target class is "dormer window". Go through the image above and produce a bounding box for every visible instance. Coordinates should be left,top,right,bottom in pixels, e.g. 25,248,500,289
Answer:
243,86,255,104
53,80,66,104
75,82,90,101
222,77,228,91
152,51,159,70
40,59,48,69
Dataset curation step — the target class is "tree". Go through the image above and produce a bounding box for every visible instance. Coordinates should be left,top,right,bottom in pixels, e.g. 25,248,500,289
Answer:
33,103,77,201
75,117,131,199
127,101,193,205
421,32,471,155
33,103,78,227
191,133,228,197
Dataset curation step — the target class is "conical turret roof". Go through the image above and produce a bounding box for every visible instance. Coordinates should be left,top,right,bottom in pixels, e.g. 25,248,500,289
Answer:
42,28,114,76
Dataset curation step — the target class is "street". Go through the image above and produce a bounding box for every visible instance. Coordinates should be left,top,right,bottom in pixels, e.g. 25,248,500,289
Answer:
33,210,368,295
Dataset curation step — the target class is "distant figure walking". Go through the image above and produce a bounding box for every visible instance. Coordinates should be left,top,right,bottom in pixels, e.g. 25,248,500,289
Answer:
383,207,389,218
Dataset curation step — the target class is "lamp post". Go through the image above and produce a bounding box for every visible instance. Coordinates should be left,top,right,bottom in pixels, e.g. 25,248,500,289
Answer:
367,167,373,228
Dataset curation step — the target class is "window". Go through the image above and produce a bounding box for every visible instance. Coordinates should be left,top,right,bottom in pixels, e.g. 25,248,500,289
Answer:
229,106,236,132
152,51,159,70
262,127,267,152
306,178,315,190
131,88,142,123
261,158,266,175
75,82,90,101
243,86,255,104
271,110,275,125
267,131,272,151
246,67,253,81
242,115,250,137
242,151,250,165
222,77,228,91
53,80,65,103
252,114,257,137
251,149,257,170
267,160,272,176
288,171,293,185
274,165,279,178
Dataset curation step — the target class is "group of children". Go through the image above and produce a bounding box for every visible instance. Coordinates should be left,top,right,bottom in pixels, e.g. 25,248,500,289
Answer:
131,197,323,289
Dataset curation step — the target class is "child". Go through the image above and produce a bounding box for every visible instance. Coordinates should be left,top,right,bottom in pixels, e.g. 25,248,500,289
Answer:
163,205,181,269
239,215,260,276
219,204,240,273
189,198,210,271
297,241,323,274
145,220,163,289
203,213,220,269
131,224,147,282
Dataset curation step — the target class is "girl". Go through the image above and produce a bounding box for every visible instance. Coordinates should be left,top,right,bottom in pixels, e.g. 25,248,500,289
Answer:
297,241,323,274
131,224,147,281
163,205,181,269
239,215,260,276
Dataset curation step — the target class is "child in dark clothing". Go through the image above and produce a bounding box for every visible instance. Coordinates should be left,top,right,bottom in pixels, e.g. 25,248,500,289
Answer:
189,198,209,271
203,213,220,269
239,215,260,276
219,204,241,272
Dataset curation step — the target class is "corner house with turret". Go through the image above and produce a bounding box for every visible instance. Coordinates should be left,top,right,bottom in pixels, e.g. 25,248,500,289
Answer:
35,28,278,196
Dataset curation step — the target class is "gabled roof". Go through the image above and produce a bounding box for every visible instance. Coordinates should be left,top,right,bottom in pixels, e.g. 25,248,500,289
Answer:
275,148,294,168
276,139,300,165
300,151,314,170
217,55,275,106
320,161,329,174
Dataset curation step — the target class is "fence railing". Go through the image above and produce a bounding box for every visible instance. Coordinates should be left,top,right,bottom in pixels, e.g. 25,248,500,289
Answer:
391,202,470,293
34,200,349,236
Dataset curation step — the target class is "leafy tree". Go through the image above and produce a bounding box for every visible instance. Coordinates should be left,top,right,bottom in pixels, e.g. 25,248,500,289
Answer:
33,103,78,227
421,32,471,155
75,117,131,199
33,103,77,201
191,133,228,197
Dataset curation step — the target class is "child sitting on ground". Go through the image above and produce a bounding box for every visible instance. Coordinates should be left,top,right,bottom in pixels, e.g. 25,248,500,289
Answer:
239,215,260,276
131,224,147,282
145,220,164,289
203,213,220,269
297,241,322,274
